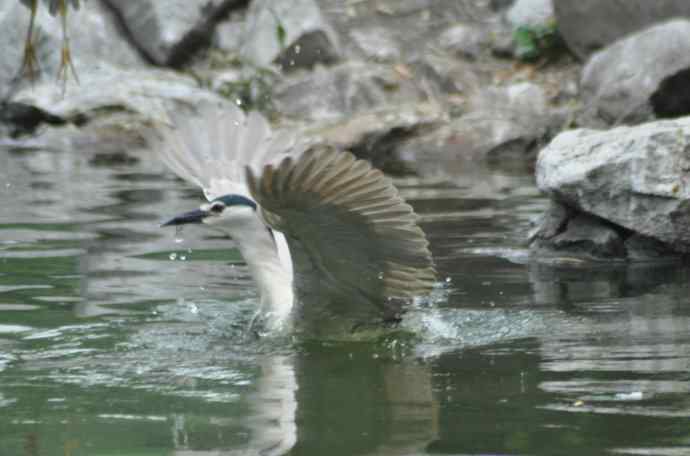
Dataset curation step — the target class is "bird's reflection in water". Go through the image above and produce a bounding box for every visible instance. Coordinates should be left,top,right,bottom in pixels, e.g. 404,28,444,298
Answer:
166,345,439,456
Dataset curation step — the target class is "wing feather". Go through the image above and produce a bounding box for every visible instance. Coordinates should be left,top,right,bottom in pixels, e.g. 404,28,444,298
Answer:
145,101,306,201
246,145,436,317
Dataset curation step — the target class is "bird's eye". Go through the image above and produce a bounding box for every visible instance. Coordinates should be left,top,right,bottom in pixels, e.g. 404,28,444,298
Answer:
209,203,225,214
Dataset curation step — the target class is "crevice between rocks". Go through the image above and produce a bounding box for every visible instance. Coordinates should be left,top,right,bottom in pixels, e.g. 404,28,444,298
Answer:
650,66,690,119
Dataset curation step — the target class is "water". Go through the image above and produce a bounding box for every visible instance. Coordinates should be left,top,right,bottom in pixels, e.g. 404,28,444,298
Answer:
1,145,689,456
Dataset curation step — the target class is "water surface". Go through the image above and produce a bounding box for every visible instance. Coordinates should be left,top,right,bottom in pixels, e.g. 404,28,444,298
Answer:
1,145,689,456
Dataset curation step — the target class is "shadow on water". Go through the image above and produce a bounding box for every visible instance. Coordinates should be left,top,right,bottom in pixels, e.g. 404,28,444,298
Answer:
1,146,689,455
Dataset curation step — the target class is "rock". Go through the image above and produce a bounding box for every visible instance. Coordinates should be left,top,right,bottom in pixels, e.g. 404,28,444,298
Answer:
240,0,339,71
581,19,690,123
625,234,681,261
306,102,445,173
490,29,517,58
398,82,554,165
349,27,401,62
1,0,143,99
553,0,690,59
214,11,246,54
529,200,572,241
537,213,626,260
438,24,490,60
410,54,480,95
529,198,680,262
536,117,690,253
490,0,515,11
273,61,424,122
0,102,68,137
13,64,226,129
105,0,248,67
506,0,554,28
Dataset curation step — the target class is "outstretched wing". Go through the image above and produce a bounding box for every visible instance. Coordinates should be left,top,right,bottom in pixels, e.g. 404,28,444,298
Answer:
145,101,304,201
246,145,436,325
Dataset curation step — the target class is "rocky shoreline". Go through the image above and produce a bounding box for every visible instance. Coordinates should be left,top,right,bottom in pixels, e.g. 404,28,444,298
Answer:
3,0,690,262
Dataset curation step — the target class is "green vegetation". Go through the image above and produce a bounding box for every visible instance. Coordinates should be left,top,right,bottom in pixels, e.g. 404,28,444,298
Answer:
214,67,277,114
513,20,563,61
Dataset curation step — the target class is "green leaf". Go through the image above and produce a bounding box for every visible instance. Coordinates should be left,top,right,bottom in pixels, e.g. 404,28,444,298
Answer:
276,22,287,49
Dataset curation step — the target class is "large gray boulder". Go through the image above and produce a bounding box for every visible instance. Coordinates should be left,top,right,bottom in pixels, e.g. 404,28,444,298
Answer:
554,0,690,59
536,117,690,255
10,64,226,150
240,0,340,70
14,65,223,123
581,19,690,124
393,82,558,170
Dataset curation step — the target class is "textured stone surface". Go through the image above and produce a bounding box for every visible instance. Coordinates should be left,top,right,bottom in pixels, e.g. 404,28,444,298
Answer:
349,27,402,62
14,65,224,123
536,117,690,252
106,0,247,66
548,213,626,259
307,102,445,173
506,0,554,28
273,61,424,121
403,82,554,162
554,0,690,58
581,19,690,123
438,24,490,60
240,0,339,70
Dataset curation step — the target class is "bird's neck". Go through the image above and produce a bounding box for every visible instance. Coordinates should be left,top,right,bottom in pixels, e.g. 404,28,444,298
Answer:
227,217,294,331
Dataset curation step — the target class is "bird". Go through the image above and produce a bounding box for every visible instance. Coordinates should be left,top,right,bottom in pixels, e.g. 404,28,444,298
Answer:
147,102,436,340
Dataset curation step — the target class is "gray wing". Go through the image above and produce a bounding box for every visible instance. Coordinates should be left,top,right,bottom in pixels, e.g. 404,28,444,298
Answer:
246,145,436,328
145,101,304,201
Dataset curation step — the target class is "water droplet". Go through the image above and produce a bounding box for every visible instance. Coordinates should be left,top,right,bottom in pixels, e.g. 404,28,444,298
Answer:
188,303,198,314
445,277,452,283
187,248,192,254
235,98,243,106
169,252,177,261
294,44,301,54
233,120,240,126
180,255,187,261
378,272,384,280
175,226,184,243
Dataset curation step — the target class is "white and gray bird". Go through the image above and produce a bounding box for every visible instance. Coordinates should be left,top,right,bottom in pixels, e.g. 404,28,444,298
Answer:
149,102,436,339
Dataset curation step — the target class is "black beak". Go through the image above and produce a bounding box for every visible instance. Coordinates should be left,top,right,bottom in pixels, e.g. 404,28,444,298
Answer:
161,209,208,227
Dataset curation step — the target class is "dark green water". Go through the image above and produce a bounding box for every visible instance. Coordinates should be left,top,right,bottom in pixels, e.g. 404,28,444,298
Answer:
1,146,689,456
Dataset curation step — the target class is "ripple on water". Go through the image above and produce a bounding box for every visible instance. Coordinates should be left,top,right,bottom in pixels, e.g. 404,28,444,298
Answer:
0,393,18,408
23,323,110,341
0,351,16,372
8,298,261,404
0,324,33,334
0,304,40,311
